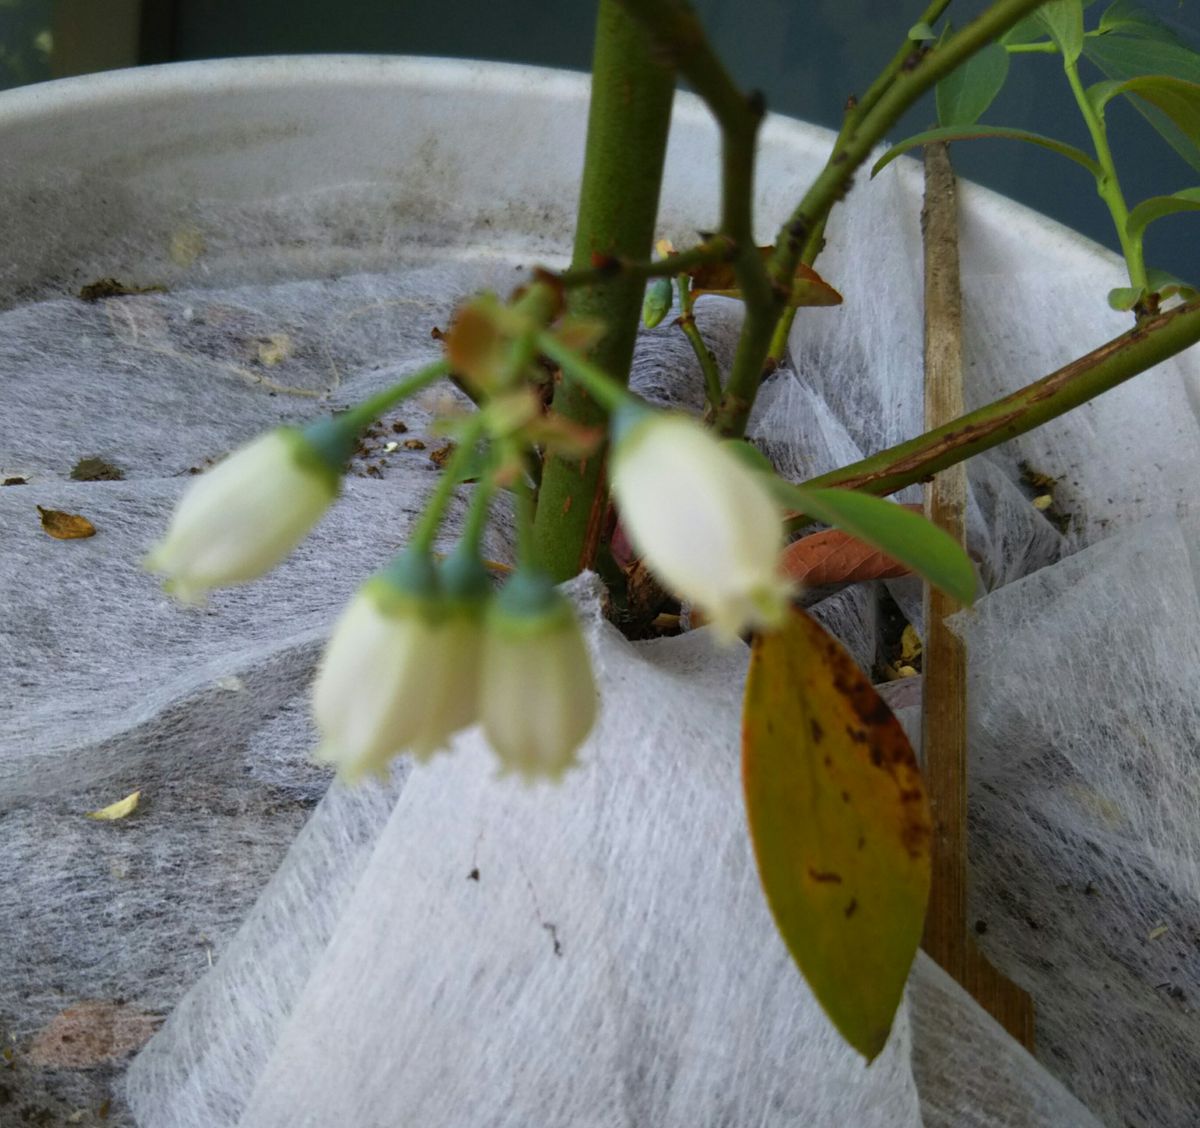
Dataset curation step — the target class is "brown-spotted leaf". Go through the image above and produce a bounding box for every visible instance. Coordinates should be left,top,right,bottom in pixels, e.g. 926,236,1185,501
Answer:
742,607,931,1060
38,505,97,539
689,249,842,307
782,526,912,587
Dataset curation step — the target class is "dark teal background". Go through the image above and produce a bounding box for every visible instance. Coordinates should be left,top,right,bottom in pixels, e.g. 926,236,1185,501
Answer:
2,1,1197,279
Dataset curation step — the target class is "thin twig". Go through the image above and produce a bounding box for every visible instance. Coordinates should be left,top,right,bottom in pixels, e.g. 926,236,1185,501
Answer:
782,296,1200,529
551,238,733,289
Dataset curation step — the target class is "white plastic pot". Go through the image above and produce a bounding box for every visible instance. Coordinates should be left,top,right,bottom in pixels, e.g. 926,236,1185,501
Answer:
1,57,1197,1128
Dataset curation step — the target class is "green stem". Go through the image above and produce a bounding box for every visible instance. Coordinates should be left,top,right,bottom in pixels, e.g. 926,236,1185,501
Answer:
614,0,775,439
459,443,497,554
554,238,732,289
1005,41,1057,52
766,308,795,366
853,0,954,128
677,274,724,409
530,0,675,582
785,296,1200,525
538,332,638,413
766,0,1048,300
764,0,951,371
513,463,537,567
714,0,1045,437
337,359,450,433
408,415,488,553
1063,56,1148,292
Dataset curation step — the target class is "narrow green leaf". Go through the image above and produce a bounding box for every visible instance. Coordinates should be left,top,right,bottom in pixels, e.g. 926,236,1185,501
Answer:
1037,0,1086,63
937,42,1011,126
743,609,931,1061
872,125,1102,178
1126,187,1200,241
1099,0,1189,46
1084,35,1200,173
779,486,977,606
721,438,777,477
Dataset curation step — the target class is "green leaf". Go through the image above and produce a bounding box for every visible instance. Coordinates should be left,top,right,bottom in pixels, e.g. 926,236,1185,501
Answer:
1084,35,1200,173
1099,0,1189,47
1126,187,1200,241
872,125,1102,178
1107,270,1198,310
642,276,673,328
936,42,1010,126
1036,0,1086,63
1146,267,1199,298
1107,285,1144,310
779,486,977,606
721,438,777,477
1002,13,1051,46
1088,75,1200,149
908,20,936,42
743,608,931,1061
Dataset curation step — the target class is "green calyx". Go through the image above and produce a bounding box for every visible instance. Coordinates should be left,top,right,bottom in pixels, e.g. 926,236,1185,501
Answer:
368,548,442,617
489,568,576,639
297,415,359,485
439,545,492,614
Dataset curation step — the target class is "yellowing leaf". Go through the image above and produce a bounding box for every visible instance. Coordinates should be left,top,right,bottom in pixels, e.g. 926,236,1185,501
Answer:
742,608,931,1060
86,789,141,821
38,506,97,539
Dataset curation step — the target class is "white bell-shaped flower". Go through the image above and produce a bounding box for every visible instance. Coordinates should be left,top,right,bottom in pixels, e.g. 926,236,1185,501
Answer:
313,551,484,781
609,409,791,639
145,427,339,602
480,571,597,781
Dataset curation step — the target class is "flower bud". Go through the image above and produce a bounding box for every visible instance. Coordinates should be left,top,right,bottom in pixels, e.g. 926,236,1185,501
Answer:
609,408,792,640
312,550,488,781
480,571,597,781
145,425,344,602
312,552,444,781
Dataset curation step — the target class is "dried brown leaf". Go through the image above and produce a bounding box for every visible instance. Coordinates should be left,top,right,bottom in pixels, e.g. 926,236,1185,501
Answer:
37,506,97,540
689,249,843,307
28,1001,162,1068
782,526,911,586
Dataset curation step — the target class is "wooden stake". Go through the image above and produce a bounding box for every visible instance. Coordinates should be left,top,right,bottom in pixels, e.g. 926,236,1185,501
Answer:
920,141,1035,1050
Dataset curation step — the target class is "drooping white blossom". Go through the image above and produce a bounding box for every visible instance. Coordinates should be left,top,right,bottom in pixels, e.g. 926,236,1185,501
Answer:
145,428,337,602
480,571,597,781
610,412,791,639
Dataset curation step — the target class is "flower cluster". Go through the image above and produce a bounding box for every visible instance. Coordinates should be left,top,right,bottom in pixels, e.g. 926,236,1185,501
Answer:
311,551,597,782
144,298,792,788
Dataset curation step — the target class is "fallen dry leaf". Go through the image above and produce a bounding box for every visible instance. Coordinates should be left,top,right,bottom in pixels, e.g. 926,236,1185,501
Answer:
85,790,141,821
28,1001,162,1068
689,250,842,307
37,506,97,540
782,525,911,587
